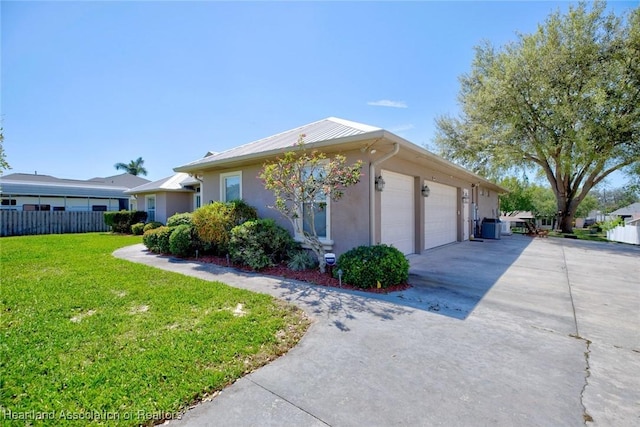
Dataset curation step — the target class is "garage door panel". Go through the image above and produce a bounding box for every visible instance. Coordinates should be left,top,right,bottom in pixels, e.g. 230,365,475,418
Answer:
381,170,414,255
424,182,457,250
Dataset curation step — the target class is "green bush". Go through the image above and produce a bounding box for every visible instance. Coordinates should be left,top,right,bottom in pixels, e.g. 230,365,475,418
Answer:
143,221,164,233
167,212,193,227
229,219,296,270
336,244,409,289
131,222,145,235
104,211,148,233
192,200,258,254
287,249,317,271
142,226,173,254
169,224,197,257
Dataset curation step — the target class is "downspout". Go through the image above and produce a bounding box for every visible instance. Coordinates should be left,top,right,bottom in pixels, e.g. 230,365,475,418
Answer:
369,142,400,245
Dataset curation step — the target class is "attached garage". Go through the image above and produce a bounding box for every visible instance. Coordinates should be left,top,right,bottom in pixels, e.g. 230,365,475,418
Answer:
424,181,457,250
381,170,415,255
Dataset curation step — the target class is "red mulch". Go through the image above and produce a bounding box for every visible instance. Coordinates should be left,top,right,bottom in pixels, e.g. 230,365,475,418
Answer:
195,255,411,294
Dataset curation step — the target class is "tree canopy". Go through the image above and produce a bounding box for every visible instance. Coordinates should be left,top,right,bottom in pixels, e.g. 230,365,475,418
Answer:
0,128,9,172
435,1,639,232
114,157,148,176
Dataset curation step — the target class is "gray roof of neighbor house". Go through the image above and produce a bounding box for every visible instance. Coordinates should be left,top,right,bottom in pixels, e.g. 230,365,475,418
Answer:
610,202,640,216
125,173,197,194
0,173,150,198
174,117,506,192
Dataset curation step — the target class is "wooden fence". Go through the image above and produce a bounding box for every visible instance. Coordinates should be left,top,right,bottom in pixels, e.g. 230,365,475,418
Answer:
0,211,110,237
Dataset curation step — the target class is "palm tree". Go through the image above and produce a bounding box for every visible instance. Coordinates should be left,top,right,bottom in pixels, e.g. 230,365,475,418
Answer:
114,157,148,176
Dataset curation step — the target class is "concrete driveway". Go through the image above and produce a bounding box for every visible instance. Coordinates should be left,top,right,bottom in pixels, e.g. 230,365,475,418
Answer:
113,235,640,426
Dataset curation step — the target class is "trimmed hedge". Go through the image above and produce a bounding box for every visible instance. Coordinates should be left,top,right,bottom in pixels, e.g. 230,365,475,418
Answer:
104,211,148,233
167,212,193,228
143,221,164,233
229,219,296,270
169,224,197,257
142,226,173,254
131,222,145,235
192,200,258,254
336,244,409,289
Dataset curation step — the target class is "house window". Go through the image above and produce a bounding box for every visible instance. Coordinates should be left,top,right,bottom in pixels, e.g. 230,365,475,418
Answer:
92,205,107,212
1,199,16,206
298,165,330,240
23,204,51,211
194,187,201,210
146,195,156,222
220,171,242,202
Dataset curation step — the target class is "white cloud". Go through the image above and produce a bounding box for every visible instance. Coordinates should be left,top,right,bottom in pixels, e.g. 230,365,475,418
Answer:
389,124,415,133
367,100,408,108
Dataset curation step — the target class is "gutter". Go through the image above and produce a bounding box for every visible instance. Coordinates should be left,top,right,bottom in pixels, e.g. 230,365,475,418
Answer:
369,141,400,245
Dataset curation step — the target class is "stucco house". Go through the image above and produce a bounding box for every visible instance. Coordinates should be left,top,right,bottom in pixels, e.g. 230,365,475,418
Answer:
128,117,504,256
0,172,149,212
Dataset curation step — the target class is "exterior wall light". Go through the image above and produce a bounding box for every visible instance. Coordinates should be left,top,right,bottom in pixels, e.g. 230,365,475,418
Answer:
375,176,385,192
462,194,470,203
421,184,431,197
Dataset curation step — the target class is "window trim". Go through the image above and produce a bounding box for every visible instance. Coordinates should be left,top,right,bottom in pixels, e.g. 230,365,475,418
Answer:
145,194,156,222
220,171,242,202
293,163,333,249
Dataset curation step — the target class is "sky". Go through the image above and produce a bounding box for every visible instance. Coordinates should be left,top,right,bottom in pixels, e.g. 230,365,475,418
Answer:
2,0,637,187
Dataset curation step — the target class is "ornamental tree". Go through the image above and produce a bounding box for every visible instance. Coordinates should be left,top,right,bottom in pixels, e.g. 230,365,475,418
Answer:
435,1,640,233
259,135,363,273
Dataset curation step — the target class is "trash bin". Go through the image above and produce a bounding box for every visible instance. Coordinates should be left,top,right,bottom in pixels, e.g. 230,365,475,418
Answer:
481,218,501,240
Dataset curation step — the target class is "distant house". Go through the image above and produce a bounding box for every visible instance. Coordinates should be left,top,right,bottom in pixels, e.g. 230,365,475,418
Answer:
125,173,201,223
0,173,149,212
135,117,504,256
610,202,640,221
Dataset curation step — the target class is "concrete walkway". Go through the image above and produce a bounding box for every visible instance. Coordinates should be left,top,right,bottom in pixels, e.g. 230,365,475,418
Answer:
113,235,640,426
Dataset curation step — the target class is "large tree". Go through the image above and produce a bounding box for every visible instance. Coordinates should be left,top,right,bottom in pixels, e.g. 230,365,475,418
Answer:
435,1,639,233
114,157,148,176
0,128,9,172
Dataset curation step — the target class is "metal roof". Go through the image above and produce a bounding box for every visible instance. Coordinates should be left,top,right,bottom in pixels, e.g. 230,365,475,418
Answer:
175,117,382,171
125,173,196,194
0,180,131,198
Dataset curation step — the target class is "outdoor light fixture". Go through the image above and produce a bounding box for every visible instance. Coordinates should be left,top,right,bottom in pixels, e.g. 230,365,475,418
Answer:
462,194,470,203
421,184,431,197
375,176,385,192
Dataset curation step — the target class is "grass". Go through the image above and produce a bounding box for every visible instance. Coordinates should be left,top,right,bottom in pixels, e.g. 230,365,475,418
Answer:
547,228,608,242
0,233,309,426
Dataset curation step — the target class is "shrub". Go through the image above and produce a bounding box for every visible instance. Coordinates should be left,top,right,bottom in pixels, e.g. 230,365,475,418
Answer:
142,226,173,254
104,210,148,233
287,249,317,271
192,200,258,254
143,221,164,233
229,219,296,270
336,244,409,289
131,222,145,235
169,224,197,257
167,212,193,228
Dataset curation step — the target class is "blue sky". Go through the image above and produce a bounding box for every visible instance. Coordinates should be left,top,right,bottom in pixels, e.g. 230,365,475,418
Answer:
2,1,637,186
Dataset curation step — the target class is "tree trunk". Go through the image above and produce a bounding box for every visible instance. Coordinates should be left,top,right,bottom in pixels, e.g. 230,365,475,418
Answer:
556,196,579,234
558,213,574,234
305,234,326,273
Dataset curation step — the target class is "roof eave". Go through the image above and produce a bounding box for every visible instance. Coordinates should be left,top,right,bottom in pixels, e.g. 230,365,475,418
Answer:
173,130,386,174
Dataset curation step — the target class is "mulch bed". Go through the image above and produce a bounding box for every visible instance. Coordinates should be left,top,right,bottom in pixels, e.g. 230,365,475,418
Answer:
195,255,411,294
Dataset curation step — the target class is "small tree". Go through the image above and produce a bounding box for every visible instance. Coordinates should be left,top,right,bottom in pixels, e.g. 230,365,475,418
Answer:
114,157,148,176
259,135,363,273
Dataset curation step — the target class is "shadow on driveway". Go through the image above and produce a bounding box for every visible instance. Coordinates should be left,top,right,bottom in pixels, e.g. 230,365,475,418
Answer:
380,235,535,319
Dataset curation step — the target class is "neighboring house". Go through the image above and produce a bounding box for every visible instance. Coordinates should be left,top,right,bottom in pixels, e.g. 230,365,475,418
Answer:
499,212,536,235
125,173,201,223
610,202,640,221
154,117,504,256
0,173,150,212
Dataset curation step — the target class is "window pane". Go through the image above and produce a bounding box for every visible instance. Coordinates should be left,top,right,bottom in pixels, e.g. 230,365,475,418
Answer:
225,176,240,201
303,203,326,238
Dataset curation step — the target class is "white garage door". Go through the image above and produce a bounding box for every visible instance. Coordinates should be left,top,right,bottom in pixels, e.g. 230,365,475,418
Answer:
381,170,414,255
424,181,457,250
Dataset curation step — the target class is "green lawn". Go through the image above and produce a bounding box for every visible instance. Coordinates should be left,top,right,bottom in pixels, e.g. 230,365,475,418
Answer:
0,233,309,426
